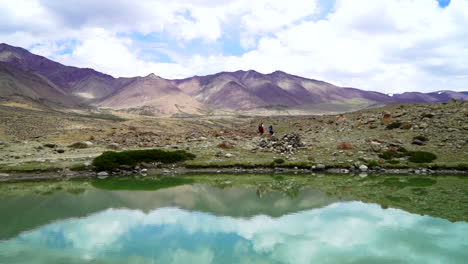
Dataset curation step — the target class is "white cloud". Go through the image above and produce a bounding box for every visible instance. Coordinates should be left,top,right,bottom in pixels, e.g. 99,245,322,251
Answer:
4,202,468,263
0,0,467,92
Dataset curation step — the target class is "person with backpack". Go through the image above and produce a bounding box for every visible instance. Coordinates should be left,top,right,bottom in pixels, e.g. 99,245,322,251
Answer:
258,123,264,135
268,125,274,136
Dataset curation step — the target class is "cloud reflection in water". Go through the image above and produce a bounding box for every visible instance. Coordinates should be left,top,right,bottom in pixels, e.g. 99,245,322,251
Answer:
0,201,467,264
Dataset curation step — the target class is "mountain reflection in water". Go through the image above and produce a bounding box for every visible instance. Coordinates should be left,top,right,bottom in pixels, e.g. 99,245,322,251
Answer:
0,184,467,263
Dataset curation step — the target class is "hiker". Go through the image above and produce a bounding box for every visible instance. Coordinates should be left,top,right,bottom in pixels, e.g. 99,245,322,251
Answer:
268,125,274,136
258,123,264,135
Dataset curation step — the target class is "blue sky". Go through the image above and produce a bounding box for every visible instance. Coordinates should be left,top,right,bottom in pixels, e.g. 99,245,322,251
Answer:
0,0,466,93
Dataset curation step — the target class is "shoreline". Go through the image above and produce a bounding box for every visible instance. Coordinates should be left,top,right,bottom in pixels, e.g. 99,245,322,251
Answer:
1,165,466,183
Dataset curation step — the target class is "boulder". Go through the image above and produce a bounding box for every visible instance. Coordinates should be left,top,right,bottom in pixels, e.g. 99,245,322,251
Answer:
225,153,234,158
44,143,57,148
97,171,109,179
69,141,93,149
217,141,234,149
381,113,393,125
338,142,354,150
359,165,368,172
412,139,425,145
399,122,412,129
370,142,382,152
316,164,326,170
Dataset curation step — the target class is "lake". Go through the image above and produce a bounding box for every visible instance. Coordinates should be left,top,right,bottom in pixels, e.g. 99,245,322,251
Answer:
0,173,467,263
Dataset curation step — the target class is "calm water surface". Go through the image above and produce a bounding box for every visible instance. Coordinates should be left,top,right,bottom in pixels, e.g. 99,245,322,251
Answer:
0,182,467,263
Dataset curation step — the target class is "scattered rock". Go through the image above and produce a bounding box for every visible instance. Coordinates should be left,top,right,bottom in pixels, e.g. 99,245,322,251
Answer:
381,113,392,125
258,133,304,153
44,143,57,148
399,122,412,129
217,141,234,149
338,142,354,150
69,141,93,149
108,143,120,150
370,141,382,152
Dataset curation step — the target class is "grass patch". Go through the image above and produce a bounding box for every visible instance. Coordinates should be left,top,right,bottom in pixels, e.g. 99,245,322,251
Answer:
70,163,87,171
367,160,380,168
273,158,285,164
407,151,437,163
386,122,402,130
379,150,406,160
0,161,61,172
91,177,194,191
92,149,196,171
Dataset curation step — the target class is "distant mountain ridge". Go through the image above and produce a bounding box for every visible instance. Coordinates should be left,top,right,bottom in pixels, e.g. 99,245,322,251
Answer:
0,43,467,115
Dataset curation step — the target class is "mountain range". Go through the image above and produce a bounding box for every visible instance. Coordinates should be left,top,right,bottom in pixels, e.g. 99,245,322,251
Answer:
0,43,466,115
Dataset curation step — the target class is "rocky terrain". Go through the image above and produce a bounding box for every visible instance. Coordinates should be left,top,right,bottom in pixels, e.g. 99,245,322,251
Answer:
0,99,466,179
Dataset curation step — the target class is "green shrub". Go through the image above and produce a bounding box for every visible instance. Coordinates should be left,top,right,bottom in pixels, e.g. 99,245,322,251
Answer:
407,151,437,163
413,135,428,142
386,122,402,130
367,160,380,167
92,149,196,171
397,147,408,153
379,150,406,160
387,159,400,164
273,158,285,164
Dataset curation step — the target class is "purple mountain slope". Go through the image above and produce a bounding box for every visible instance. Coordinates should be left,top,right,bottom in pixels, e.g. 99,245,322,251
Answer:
0,43,466,114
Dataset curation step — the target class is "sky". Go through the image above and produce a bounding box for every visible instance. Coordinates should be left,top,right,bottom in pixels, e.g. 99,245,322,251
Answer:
0,0,467,93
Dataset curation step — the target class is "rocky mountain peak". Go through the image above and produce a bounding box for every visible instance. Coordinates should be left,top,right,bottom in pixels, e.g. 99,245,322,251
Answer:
146,73,159,80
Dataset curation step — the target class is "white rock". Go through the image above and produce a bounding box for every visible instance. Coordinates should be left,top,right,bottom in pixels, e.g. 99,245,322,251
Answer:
359,165,368,172
97,171,109,176
83,141,94,146
225,153,234,158
316,164,326,170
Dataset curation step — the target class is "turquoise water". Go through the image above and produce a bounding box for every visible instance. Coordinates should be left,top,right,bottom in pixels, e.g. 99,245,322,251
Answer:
0,184,467,263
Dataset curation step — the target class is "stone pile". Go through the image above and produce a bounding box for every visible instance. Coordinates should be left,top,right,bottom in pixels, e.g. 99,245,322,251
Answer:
258,133,305,154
